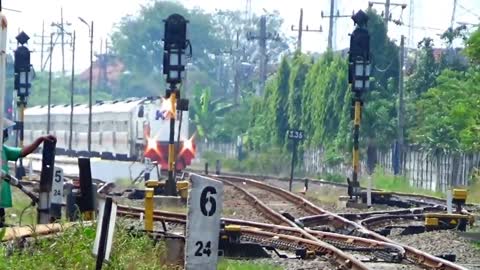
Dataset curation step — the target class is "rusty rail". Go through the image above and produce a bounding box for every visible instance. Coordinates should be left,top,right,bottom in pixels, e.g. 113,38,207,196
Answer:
211,174,469,270
188,169,480,208
116,207,404,270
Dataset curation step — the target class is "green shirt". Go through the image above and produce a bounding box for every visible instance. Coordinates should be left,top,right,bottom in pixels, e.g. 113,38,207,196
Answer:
0,145,22,208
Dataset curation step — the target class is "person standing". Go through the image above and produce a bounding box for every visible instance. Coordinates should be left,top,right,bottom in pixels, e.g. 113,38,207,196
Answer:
0,118,56,227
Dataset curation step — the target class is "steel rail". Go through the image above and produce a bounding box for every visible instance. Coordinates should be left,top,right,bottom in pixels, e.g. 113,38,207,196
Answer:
187,169,479,208
299,206,444,225
116,207,409,269
214,177,371,270
212,174,469,270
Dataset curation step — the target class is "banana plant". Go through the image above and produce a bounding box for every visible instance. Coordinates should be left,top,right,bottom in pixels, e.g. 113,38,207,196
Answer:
190,86,235,140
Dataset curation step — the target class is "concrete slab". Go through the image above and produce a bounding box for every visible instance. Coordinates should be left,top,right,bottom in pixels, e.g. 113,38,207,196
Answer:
165,237,185,266
153,195,185,208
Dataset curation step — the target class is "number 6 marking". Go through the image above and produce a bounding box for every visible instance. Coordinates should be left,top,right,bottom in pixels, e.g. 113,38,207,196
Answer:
200,186,217,216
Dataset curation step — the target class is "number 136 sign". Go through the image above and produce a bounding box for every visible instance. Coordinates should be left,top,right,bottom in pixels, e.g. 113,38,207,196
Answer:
185,174,224,270
287,129,304,140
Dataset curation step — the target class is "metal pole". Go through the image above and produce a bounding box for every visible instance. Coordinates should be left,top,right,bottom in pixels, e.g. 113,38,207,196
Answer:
385,0,391,31
0,6,7,202
258,16,266,96
38,140,56,224
328,0,335,50
298,8,303,51
40,21,44,71
47,33,53,133
69,31,75,153
352,93,362,198
16,87,26,178
60,7,65,76
233,31,239,105
95,197,112,270
78,157,94,220
166,88,177,196
289,140,297,192
397,35,405,175
88,21,93,152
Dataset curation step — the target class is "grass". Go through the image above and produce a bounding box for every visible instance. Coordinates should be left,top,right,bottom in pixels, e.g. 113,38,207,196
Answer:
218,260,282,270
6,188,38,226
1,219,281,270
467,179,480,204
1,220,169,270
362,167,445,198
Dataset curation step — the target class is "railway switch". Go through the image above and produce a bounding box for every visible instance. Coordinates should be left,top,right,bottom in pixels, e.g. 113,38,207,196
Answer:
452,189,467,212
219,224,270,258
424,213,473,232
295,248,316,259
145,179,160,188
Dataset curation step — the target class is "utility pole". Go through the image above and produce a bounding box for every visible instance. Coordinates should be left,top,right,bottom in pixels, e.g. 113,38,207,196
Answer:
295,8,303,51
408,0,414,48
98,39,103,89
35,33,59,72
79,17,94,152
385,0,391,31
397,35,405,175
328,0,335,50
51,7,71,76
40,21,44,71
247,15,279,96
69,31,75,154
321,8,351,51
47,33,53,133
368,1,407,33
60,8,65,75
233,31,240,105
291,8,322,52
451,0,457,29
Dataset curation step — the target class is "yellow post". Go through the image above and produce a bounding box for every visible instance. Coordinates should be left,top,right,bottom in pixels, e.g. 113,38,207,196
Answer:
166,91,177,195
145,187,154,231
352,100,361,176
83,211,94,221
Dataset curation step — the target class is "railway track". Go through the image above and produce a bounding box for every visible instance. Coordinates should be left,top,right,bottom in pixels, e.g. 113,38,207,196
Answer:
6,166,474,269
201,173,471,270
116,206,413,270
188,169,479,209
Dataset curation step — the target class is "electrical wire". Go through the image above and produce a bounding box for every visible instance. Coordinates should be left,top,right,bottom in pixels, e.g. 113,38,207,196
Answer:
457,2,480,19
18,202,34,227
375,60,394,73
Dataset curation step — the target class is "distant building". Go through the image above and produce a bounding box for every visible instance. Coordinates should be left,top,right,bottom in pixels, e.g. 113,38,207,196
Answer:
78,54,125,91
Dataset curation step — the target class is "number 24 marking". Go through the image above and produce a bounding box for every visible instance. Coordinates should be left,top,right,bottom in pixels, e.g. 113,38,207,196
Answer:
194,241,212,257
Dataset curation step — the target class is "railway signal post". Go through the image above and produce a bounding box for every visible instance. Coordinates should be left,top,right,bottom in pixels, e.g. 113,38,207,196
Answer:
38,140,56,224
347,10,370,204
13,31,32,179
287,129,304,192
163,14,191,196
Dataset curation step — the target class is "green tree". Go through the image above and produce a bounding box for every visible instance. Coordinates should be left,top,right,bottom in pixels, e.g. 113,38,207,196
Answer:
406,38,439,97
273,57,290,145
412,69,480,153
465,26,480,64
190,86,234,141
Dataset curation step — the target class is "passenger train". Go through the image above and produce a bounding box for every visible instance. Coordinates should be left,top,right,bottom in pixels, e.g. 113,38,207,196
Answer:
23,97,196,170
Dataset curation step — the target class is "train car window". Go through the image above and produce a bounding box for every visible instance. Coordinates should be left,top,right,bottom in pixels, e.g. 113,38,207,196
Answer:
138,105,144,118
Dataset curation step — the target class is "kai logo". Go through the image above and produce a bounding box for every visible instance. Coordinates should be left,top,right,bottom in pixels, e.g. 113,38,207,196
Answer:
155,110,168,120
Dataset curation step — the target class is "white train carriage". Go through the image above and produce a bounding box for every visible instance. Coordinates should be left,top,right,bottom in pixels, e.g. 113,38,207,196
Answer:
23,97,190,163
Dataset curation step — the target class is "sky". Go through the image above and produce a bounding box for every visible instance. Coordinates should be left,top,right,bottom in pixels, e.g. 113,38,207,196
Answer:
3,0,480,74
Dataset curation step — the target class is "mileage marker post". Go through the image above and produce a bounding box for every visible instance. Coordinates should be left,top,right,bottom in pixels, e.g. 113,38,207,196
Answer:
287,129,304,192
185,174,223,270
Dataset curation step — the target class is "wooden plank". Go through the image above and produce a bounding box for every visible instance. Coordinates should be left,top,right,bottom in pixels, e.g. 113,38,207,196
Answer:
2,222,88,241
